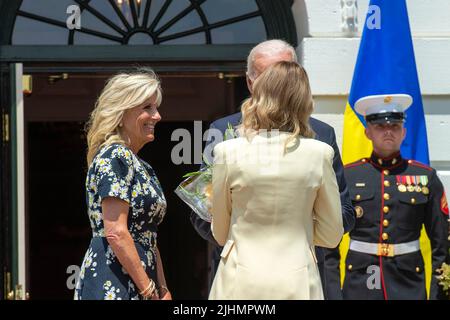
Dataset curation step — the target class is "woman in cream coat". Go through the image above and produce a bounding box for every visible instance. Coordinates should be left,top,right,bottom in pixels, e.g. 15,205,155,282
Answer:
209,61,344,300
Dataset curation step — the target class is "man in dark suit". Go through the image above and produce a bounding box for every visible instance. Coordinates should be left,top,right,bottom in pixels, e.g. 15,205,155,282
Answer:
190,39,355,299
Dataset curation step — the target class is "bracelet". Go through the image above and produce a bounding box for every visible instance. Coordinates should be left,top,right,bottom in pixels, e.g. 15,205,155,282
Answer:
139,280,156,299
142,288,158,300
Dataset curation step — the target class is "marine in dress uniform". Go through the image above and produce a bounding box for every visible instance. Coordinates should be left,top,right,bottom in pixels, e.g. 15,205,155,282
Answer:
326,94,449,300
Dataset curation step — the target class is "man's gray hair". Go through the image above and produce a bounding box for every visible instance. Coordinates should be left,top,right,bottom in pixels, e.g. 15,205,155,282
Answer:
247,39,298,80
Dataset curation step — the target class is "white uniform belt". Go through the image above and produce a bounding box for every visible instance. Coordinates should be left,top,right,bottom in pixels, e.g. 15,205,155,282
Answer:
349,239,420,257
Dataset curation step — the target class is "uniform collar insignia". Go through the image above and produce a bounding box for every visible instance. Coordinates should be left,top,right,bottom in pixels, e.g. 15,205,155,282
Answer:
370,152,403,169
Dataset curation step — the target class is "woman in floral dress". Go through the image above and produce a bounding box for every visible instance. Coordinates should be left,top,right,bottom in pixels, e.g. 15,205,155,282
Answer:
74,69,170,300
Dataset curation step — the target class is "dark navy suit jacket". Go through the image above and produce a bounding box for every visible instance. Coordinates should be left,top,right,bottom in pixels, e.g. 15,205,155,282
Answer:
190,112,355,298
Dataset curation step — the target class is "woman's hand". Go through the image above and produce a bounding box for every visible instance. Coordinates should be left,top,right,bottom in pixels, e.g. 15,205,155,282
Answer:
150,291,160,300
160,290,172,300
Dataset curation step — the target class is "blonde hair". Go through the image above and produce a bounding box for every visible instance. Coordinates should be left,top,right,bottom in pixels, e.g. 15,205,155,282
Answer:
86,68,162,165
247,39,297,80
241,61,314,146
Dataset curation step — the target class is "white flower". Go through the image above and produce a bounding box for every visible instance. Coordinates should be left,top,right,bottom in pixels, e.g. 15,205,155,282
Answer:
88,193,94,207
104,289,116,300
148,186,157,198
89,177,97,191
84,256,92,268
120,187,128,200
90,210,102,226
110,182,120,195
101,166,109,173
135,182,142,193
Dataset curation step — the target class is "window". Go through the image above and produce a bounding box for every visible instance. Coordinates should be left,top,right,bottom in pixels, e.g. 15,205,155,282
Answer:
12,0,267,45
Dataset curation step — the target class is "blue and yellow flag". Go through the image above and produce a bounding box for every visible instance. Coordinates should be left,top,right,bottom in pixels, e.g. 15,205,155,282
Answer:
341,0,432,295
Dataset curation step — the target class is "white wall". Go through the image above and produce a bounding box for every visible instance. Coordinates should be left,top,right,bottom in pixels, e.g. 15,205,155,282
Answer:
292,0,450,192
301,38,450,95
302,0,450,37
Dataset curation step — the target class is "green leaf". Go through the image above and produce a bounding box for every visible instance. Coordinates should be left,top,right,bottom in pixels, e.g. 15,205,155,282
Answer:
182,171,202,178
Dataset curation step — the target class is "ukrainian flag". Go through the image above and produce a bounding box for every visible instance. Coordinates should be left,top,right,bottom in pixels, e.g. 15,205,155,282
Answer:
340,0,432,296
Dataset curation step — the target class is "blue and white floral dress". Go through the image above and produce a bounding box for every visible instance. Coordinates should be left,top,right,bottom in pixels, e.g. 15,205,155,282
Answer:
74,144,166,300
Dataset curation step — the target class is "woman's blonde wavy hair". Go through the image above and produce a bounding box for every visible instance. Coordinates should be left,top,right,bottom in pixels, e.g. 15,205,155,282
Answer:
85,68,162,166
241,61,314,146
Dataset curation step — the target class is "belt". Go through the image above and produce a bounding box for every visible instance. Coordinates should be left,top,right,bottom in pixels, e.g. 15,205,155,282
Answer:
349,239,420,257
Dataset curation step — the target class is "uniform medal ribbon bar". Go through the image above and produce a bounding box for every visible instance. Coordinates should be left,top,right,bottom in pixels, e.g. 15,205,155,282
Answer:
397,175,406,192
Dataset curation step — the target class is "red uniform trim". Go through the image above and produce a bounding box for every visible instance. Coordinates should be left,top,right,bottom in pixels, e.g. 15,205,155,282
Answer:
441,191,449,216
408,160,432,171
379,171,388,300
379,255,388,300
344,159,367,169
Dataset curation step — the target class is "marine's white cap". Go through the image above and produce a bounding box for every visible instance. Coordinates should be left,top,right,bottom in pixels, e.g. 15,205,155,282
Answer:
355,94,413,124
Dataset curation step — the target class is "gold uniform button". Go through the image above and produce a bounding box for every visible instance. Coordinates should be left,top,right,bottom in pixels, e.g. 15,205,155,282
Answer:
411,198,416,204
383,193,390,200
408,160,412,164
348,265,353,271
383,170,390,175
362,158,367,163
382,233,389,241
383,219,389,227
384,180,390,187
355,206,364,218
383,206,390,214
416,267,421,273
356,194,361,201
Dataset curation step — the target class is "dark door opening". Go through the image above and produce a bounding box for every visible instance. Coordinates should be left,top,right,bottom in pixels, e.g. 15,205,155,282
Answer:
28,122,90,300
27,121,213,299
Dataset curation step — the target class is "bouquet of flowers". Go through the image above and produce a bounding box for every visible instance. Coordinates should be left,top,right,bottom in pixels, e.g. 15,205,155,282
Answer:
175,164,213,222
175,124,236,222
